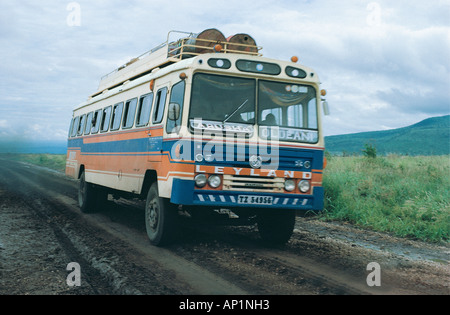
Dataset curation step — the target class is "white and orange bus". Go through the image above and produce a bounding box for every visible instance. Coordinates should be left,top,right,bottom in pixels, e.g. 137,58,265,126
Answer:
66,29,329,246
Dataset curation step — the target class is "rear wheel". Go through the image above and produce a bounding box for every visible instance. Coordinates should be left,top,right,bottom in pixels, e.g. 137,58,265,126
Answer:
78,171,107,213
145,182,179,246
257,210,296,245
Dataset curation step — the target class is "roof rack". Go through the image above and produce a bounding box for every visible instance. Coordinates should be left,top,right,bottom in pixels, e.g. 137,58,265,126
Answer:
91,29,262,98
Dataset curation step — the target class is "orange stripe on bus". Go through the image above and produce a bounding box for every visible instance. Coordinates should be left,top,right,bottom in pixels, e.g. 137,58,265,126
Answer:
82,128,163,144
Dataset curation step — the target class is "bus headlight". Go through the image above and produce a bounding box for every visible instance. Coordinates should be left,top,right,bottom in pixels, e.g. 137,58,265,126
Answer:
195,174,207,188
298,180,310,193
284,179,296,192
208,175,222,188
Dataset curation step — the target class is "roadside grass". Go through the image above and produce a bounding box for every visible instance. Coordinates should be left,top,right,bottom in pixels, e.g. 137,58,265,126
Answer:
322,155,450,243
2,153,66,173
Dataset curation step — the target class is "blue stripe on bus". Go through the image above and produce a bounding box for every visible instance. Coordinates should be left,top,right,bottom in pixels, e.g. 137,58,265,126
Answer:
67,137,324,171
68,137,162,154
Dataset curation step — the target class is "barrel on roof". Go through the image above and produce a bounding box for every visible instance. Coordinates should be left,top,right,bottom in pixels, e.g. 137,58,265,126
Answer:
227,34,258,53
184,28,227,55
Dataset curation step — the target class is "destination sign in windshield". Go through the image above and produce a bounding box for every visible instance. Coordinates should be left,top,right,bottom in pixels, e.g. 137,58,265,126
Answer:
259,126,318,143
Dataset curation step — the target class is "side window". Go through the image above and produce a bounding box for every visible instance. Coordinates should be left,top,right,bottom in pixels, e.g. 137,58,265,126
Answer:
71,117,80,137
152,87,168,124
68,118,74,138
136,93,153,127
122,98,137,129
166,81,185,134
100,106,112,133
84,112,93,135
308,98,318,129
110,102,124,131
77,114,87,136
91,109,102,134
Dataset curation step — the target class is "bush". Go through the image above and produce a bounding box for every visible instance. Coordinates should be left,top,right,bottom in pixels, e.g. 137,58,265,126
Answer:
362,143,377,158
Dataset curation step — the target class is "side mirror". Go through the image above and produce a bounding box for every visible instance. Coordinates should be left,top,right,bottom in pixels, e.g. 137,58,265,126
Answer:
322,101,330,116
168,103,181,121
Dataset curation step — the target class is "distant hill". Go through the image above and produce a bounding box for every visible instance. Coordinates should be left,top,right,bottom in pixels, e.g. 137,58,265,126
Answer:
325,115,450,156
0,140,67,154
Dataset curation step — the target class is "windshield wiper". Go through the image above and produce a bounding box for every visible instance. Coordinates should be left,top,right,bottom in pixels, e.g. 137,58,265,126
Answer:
223,99,249,124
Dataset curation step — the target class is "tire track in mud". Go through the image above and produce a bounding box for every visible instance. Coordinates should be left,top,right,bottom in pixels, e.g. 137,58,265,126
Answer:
167,224,377,295
0,160,248,295
0,164,125,294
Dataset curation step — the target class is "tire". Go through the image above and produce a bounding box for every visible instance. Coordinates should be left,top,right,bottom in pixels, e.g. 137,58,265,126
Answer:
145,182,179,246
257,210,296,245
78,171,106,213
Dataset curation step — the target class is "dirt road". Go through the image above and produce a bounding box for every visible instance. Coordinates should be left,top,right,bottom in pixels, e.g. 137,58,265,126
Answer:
0,158,448,296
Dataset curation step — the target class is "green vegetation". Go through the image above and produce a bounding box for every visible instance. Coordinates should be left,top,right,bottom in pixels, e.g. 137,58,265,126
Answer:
362,142,377,159
322,155,450,243
2,153,66,173
322,116,450,242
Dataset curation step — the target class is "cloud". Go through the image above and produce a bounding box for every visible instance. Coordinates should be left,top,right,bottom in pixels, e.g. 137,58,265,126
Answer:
0,0,448,143
376,88,450,114
0,120,8,129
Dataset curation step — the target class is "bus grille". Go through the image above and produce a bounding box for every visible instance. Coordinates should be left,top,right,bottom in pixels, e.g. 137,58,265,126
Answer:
223,175,284,193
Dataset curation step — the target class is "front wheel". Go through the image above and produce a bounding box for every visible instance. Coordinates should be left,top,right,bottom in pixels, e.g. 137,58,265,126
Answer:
145,182,179,246
257,210,296,245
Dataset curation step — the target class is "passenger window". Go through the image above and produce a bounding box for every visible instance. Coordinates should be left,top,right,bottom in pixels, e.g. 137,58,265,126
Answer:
110,102,124,131
68,118,74,137
77,115,86,136
84,112,93,135
136,93,153,127
123,98,137,129
71,117,80,137
100,106,112,133
91,109,102,134
153,87,168,124
166,81,185,134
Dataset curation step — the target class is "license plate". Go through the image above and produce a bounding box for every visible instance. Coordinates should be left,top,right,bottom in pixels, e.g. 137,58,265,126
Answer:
238,195,273,205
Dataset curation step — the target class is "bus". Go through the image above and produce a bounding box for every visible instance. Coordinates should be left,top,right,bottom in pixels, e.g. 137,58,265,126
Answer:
66,29,329,246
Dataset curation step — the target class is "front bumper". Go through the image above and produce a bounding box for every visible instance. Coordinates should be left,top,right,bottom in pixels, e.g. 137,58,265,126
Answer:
170,178,324,211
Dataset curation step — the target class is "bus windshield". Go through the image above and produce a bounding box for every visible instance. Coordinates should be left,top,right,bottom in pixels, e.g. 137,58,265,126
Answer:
258,80,317,129
190,73,256,125
258,80,318,143
189,73,319,143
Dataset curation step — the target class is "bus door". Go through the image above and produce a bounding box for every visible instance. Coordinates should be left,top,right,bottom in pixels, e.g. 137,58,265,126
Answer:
147,85,168,162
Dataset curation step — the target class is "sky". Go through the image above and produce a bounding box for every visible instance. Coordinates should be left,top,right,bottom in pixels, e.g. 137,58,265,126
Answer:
0,0,449,145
